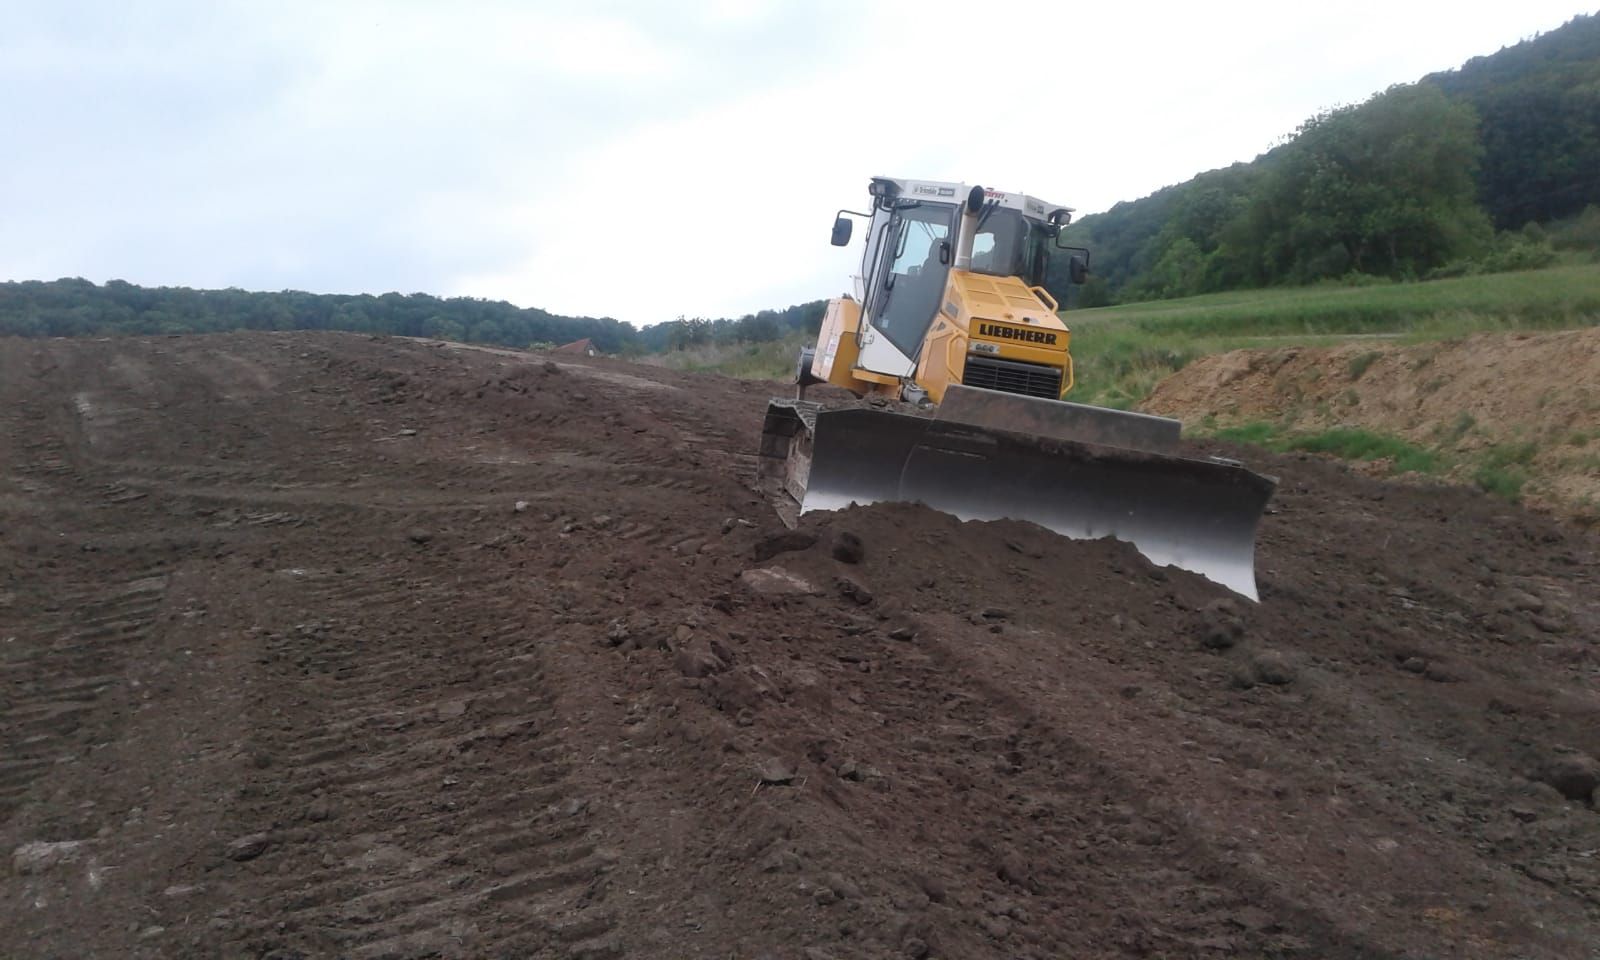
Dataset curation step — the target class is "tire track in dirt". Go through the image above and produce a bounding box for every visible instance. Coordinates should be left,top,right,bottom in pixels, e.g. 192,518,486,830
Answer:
0,574,168,823
220,568,620,960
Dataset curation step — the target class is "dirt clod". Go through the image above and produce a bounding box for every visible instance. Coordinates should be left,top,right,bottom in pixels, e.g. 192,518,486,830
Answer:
1197,598,1246,650
1251,649,1297,685
831,531,865,564
1535,752,1600,803
913,873,948,904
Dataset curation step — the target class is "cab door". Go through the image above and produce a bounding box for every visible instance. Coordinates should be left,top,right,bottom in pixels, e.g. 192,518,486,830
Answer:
857,202,956,377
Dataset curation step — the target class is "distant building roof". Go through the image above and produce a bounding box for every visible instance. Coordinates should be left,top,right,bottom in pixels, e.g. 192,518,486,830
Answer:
552,338,597,355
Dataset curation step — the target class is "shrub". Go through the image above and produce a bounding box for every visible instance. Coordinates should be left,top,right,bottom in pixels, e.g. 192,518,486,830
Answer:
1346,351,1382,380
1473,464,1527,501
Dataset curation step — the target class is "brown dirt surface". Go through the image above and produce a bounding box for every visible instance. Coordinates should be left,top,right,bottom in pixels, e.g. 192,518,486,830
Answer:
2,330,1598,959
1144,328,1600,517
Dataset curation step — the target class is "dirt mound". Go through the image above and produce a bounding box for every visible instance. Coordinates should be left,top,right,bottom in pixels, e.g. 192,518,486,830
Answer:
1145,327,1600,516
1,331,1597,958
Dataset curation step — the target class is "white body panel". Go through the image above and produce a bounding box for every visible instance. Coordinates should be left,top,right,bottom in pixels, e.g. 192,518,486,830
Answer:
856,325,917,376
879,177,1069,223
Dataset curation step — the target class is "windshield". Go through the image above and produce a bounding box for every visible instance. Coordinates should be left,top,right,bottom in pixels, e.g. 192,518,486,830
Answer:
970,208,1051,286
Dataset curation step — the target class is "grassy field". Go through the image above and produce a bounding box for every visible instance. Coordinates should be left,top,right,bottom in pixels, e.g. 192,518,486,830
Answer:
632,266,1599,510
636,265,1600,403
1065,263,1600,408
635,334,807,380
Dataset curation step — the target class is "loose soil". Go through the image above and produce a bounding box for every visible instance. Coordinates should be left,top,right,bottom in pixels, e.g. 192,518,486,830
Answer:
1,332,1597,959
1145,327,1600,517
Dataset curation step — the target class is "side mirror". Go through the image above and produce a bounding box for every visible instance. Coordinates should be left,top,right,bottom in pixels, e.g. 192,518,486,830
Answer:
830,216,853,247
937,240,951,266
1069,255,1089,285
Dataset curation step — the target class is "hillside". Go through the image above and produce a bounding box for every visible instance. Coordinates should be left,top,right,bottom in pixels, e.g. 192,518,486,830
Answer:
1067,13,1600,303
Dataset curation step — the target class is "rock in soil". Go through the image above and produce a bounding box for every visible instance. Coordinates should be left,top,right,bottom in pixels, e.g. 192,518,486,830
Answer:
739,566,819,595
11,841,84,875
226,833,271,862
756,757,797,785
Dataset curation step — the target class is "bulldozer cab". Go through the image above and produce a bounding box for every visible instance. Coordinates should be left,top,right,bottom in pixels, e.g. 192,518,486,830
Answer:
846,178,1072,381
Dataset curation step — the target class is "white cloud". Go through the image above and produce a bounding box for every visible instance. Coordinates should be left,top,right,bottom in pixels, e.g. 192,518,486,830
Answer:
0,0,1588,323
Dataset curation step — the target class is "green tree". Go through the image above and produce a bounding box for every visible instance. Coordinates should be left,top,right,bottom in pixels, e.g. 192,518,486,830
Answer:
1240,84,1491,283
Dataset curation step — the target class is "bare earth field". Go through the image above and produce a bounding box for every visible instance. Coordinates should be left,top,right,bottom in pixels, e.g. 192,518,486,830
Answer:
1,332,1598,959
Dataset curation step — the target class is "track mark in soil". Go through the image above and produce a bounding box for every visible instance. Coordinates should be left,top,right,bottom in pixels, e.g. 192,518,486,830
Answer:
222,572,618,960
0,574,168,822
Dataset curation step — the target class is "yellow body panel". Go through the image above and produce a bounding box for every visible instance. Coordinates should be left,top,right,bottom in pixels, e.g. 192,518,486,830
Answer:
915,270,1073,405
813,272,1074,405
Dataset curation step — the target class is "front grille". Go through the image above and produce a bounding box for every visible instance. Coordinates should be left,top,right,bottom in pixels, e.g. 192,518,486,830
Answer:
961,354,1063,400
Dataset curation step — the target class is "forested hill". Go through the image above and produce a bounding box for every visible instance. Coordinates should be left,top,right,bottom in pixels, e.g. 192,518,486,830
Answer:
0,278,826,354
1067,13,1600,304
1428,16,1600,228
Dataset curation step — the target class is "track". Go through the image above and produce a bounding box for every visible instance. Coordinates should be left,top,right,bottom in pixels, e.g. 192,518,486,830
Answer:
1,331,1596,959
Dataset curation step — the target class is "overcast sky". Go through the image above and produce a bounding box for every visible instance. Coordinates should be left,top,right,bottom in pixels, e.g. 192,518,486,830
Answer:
1,1,1590,325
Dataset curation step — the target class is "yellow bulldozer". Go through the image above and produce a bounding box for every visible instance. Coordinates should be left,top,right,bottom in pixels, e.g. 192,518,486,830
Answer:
758,177,1275,599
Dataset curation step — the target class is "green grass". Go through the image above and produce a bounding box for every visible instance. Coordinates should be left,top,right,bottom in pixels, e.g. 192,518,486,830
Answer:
1291,428,1440,474
636,265,1600,397
1472,464,1529,501
1069,264,1600,338
1064,264,1600,408
1205,421,1555,502
1209,423,1439,476
638,333,807,380
1212,422,1280,446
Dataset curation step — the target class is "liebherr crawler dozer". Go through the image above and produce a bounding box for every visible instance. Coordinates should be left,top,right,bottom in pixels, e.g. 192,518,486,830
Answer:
758,177,1275,599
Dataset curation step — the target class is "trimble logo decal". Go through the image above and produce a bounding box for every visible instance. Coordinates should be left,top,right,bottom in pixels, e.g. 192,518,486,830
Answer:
977,322,1058,345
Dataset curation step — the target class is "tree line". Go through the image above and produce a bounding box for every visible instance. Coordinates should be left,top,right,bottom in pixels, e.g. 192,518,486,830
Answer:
0,277,828,354
1066,12,1600,305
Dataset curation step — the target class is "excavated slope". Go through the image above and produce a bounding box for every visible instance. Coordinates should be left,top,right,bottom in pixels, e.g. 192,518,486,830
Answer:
1145,327,1600,515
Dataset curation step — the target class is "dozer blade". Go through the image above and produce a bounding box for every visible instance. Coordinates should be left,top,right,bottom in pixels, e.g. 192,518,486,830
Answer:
758,394,1276,600
936,384,1183,453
